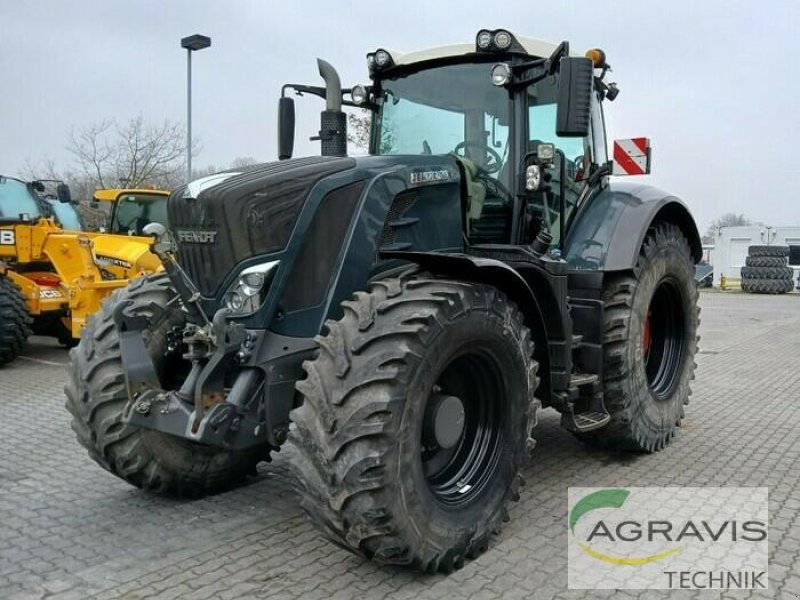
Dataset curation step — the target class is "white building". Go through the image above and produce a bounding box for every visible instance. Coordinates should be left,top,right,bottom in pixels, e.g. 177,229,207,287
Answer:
712,226,800,287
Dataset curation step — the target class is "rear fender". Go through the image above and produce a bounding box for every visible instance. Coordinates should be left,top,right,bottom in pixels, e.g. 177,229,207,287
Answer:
565,183,702,272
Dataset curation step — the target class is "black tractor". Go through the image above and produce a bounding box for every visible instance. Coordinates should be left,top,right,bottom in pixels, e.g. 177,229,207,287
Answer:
66,30,701,572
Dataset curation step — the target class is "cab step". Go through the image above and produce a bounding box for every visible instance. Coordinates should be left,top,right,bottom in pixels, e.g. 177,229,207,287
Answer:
565,410,611,432
568,372,597,389
561,372,610,433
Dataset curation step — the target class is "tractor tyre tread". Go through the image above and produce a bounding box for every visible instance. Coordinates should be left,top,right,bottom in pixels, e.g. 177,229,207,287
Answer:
740,266,795,280
745,256,787,268
742,278,794,294
748,245,789,258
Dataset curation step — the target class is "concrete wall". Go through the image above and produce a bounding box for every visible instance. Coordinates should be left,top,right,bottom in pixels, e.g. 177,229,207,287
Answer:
712,226,800,287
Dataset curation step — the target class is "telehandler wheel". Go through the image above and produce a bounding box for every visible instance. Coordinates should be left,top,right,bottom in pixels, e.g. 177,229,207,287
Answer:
65,273,269,497
290,278,538,572
576,223,699,452
0,276,32,366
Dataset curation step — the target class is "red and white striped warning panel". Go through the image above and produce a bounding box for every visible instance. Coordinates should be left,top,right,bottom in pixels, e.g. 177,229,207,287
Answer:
612,137,651,176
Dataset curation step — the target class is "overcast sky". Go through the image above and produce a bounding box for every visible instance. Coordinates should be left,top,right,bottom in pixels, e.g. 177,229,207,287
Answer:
2,0,798,230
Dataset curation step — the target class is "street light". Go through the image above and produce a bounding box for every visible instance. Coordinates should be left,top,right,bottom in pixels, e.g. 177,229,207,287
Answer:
180,34,211,181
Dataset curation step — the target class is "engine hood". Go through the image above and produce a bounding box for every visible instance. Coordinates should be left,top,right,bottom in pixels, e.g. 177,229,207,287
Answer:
169,156,356,296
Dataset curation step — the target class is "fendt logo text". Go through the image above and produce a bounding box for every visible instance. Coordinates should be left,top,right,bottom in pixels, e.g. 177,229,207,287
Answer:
568,487,768,590
176,230,218,244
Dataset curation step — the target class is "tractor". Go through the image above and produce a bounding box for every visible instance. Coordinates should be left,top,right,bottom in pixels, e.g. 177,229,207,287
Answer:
0,176,161,364
66,31,701,572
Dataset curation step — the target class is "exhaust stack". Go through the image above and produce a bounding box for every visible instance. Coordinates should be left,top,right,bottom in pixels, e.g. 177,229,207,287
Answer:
317,58,347,156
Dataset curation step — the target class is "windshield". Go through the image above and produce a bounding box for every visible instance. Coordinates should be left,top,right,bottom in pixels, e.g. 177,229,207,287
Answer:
0,178,43,220
110,193,168,235
375,62,511,174
46,199,83,231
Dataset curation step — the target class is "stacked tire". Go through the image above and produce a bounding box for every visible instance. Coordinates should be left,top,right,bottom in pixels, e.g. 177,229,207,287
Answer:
741,246,794,294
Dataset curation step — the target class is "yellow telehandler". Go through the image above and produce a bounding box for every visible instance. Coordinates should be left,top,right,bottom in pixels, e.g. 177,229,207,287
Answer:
0,176,161,365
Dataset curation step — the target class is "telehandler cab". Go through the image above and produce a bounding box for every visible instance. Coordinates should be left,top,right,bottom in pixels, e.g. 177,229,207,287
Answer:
92,188,171,236
67,31,701,572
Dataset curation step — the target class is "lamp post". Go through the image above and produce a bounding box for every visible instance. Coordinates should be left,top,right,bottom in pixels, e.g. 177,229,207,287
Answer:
180,34,211,181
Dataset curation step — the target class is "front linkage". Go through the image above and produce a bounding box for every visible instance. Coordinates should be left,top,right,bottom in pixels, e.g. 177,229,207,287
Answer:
116,242,290,451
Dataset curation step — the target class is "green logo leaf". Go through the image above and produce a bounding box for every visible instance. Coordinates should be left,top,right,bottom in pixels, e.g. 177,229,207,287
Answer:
569,488,630,533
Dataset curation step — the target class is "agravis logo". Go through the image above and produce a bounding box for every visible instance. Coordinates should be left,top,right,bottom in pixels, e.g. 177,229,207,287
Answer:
567,487,768,590
570,488,681,565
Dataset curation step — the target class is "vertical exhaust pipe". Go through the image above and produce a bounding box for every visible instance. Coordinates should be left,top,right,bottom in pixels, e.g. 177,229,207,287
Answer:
317,58,347,157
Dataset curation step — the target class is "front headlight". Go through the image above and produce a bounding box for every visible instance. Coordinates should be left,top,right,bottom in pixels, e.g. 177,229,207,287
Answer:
223,260,280,314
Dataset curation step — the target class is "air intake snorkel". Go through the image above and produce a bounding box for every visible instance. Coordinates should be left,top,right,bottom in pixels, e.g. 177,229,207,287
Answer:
316,58,347,156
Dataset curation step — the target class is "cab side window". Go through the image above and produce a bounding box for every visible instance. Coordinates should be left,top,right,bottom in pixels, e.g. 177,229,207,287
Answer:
590,93,608,166
527,90,592,244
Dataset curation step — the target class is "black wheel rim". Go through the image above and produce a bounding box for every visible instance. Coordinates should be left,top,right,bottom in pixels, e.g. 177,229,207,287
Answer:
421,350,506,506
643,278,686,399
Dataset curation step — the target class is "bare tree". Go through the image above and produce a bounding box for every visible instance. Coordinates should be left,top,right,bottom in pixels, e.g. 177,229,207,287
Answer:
705,213,753,242
347,111,371,151
347,109,394,154
230,156,259,169
67,117,194,191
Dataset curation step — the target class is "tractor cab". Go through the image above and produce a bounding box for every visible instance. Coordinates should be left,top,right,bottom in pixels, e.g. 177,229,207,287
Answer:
279,31,639,255
93,188,170,236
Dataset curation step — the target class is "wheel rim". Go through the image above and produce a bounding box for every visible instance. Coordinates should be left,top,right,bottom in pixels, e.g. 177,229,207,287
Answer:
644,278,686,399
421,350,506,506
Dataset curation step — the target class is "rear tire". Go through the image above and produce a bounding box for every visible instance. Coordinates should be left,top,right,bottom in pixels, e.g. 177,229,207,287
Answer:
65,273,269,496
748,245,789,258
290,278,538,572
742,278,794,294
0,276,32,366
575,223,699,452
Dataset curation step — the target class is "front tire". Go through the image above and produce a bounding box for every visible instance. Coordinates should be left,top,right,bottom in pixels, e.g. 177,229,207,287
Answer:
577,223,699,452
65,273,269,496
290,278,538,572
0,276,32,366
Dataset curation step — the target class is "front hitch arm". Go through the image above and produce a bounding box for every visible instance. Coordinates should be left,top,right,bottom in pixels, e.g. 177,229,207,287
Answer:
112,299,164,400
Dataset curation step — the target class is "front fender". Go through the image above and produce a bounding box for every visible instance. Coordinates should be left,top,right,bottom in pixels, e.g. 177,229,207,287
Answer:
564,182,702,271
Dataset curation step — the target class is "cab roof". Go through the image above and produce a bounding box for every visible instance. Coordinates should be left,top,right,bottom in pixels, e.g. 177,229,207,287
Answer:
380,31,580,69
93,188,170,202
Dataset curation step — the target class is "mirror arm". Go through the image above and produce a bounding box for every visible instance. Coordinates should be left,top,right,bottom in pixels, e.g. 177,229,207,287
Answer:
504,41,570,89
282,83,327,100
511,69,548,89
586,161,612,187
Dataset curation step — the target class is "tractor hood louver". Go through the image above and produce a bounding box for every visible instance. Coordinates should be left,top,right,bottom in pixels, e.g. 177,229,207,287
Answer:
169,156,356,296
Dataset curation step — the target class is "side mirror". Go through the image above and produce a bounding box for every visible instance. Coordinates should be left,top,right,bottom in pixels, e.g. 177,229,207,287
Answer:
278,96,295,160
556,57,593,137
612,138,651,176
56,183,72,204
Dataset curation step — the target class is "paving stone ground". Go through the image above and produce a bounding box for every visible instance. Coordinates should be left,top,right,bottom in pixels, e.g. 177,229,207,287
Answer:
1,290,799,599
